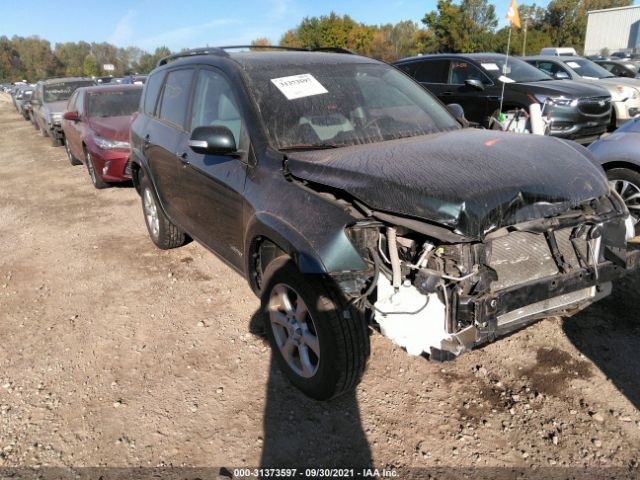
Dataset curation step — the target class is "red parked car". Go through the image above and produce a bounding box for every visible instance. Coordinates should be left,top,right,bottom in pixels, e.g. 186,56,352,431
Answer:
61,84,143,188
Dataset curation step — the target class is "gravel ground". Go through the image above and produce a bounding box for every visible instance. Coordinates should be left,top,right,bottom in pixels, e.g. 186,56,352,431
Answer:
0,93,639,478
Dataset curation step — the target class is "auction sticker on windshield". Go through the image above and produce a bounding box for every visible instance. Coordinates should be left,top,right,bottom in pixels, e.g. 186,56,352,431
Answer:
567,61,581,69
481,63,500,71
271,73,328,100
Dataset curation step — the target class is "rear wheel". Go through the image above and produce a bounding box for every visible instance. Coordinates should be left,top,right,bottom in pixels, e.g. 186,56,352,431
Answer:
139,171,187,249
261,257,370,400
65,141,82,166
607,167,640,235
50,134,63,147
85,150,109,189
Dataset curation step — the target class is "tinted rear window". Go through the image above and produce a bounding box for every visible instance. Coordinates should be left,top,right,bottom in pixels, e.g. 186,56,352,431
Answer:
413,60,450,83
43,81,94,102
158,69,193,129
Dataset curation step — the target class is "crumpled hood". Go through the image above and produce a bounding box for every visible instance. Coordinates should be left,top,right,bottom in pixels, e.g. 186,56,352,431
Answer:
286,129,610,239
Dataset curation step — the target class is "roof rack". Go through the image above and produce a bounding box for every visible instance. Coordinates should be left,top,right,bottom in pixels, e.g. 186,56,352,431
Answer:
156,45,354,67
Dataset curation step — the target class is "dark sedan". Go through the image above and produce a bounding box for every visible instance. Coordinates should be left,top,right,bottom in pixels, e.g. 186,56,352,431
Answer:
589,117,640,235
394,53,612,144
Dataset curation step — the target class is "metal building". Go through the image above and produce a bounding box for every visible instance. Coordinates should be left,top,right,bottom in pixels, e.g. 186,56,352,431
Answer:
584,5,640,55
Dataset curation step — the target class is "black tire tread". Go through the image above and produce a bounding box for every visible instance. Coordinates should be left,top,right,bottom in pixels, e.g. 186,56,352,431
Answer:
262,257,369,400
139,172,187,250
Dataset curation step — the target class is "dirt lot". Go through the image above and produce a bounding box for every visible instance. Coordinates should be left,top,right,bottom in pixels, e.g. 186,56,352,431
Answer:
0,94,639,477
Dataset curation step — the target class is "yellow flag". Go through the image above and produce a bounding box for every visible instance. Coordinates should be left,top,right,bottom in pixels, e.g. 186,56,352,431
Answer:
506,0,521,28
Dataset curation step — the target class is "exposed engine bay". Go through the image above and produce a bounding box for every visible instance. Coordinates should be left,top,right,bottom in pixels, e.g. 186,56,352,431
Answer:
342,193,638,360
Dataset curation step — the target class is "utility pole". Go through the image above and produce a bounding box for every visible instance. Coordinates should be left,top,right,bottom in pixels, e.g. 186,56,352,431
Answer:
522,15,529,56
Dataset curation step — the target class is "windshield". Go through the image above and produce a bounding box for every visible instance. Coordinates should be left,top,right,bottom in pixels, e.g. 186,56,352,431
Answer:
44,81,94,102
244,62,459,150
478,57,552,83
564,59,615,79
88,89,142,117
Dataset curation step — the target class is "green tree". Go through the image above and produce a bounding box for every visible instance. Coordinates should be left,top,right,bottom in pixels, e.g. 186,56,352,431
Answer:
83,55,98,77
55,41,91,76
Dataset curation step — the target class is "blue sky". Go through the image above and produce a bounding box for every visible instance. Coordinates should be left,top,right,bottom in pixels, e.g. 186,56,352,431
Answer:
3,0,549,52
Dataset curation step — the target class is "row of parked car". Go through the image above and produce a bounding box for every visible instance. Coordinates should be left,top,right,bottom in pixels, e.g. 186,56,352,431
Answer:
4,46,640,400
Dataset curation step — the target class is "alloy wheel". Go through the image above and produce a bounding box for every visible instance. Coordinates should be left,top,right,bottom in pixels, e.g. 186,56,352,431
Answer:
143,188,160,239
86,152,98,184
268,284,320,378
610,179,640,230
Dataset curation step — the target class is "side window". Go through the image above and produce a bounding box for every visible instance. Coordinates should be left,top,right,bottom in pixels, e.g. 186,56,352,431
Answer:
396,63,417,77
449,61,488,85
537,61,566,77
77,92,85,117
67,91,77,112
158,69,194,129
413,60,450,84
601,63,614,73
190,69,242,145
142,70,166,116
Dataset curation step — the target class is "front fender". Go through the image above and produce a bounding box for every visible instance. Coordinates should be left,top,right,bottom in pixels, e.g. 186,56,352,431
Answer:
244,211,368,276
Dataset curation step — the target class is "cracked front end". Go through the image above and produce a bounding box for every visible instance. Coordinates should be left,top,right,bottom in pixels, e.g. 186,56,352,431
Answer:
342,194,639,360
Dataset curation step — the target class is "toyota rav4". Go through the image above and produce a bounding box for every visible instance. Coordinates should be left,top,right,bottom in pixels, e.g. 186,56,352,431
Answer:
129,47,640,400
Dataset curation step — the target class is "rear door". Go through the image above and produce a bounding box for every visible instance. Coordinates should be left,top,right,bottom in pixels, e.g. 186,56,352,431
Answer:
175,66,248,270
406,59,451,100
63,91,83,159
147,68,195,226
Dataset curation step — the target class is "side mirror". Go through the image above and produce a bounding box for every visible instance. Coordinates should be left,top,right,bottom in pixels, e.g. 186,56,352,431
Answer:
63,111,80,122
188,125,237,155
554,71,570,80
465,78,485,90
446,103,469,127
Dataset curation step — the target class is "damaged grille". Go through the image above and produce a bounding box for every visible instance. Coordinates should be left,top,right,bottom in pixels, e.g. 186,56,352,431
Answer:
488,229,589,291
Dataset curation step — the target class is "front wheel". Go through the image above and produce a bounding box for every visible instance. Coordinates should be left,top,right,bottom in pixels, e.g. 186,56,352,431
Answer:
261,257,370,400
85,150,109,189
607,168,640,235
65,141,82,166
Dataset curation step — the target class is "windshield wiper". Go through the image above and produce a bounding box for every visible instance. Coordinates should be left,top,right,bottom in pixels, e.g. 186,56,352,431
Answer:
279,144,341,151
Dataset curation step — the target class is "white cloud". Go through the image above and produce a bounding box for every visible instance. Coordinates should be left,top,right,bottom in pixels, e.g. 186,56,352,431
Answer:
108,10,136,46
137,18,241,50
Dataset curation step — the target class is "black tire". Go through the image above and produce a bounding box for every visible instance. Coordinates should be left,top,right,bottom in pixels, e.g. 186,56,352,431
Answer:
65,141,82,166
606,167,640,235
50,134,63,147
85,150,109,189
139,171,187,249
261,257,369,400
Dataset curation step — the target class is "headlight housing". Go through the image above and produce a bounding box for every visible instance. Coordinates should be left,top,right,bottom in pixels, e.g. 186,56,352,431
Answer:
534,94,578,107
92,135,130,150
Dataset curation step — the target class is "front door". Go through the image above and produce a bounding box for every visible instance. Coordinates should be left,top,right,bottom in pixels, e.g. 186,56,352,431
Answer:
177,67,248,270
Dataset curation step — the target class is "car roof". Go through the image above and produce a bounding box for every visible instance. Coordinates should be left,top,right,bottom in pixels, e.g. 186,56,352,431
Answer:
395,52,509,64
78,84,144,94
158,49,378,71
40,77,94,85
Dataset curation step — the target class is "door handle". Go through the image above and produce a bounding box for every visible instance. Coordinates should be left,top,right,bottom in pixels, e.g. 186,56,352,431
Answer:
177,151,190,166
442,91,454,96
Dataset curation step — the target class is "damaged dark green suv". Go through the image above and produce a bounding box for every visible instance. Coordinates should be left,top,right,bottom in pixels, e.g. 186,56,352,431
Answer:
129,47,640,400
